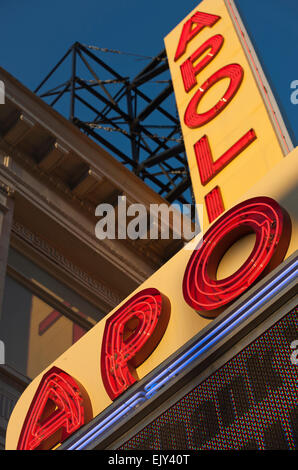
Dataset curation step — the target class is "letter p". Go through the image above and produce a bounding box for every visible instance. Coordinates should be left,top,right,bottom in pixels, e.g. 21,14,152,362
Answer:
101,288,170,400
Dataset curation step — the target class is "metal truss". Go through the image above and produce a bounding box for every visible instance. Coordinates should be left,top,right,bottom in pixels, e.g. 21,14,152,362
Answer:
34,42,194,210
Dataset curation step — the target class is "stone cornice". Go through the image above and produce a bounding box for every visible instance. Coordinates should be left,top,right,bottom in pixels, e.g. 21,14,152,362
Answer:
11,220,123,310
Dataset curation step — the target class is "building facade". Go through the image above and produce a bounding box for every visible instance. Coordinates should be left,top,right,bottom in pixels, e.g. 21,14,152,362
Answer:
2,0,298,451
0,67,185,449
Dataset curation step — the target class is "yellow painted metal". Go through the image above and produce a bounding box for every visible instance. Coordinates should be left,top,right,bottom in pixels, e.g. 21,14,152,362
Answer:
6,147,298,449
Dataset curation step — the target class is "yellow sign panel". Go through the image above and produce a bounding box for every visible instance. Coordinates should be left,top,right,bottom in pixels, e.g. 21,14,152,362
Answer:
6,147,298,450
164,0,293,226
5,0,297,450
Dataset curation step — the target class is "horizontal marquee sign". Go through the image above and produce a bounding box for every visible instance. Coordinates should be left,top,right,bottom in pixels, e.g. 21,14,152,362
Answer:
164,0,293,225
6,149,298,450
61,258,297,450
5,0,298,451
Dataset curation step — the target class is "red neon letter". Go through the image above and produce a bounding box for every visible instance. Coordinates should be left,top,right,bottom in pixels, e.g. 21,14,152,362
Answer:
183,197,291,317
181,34,224,93
194,129,257,186
17,367,92,450
101,288,170,400
205,186,225,223
184,64,244,128
175,11,221,61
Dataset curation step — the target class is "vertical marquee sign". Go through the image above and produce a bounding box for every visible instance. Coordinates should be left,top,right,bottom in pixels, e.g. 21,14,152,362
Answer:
164,0,293,225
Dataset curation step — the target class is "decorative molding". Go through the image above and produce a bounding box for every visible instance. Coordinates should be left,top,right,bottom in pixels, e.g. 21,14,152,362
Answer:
0,389,18,422
12,221,122,307
0,140,95,214
0,181,14,198
0,140,181,273
0,151,152,282
0,366,30,447
0,137,182,278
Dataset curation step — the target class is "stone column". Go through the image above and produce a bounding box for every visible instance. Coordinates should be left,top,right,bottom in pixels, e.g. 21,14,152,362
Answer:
0,181,14,318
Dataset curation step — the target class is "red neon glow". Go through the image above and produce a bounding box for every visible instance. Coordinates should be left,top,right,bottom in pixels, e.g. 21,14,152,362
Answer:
183,197,291,317
101,288,170,400
194,129,256,185
17,367,92,450
181,35,224,93
184,64,244,128
205,186,225,223
175,11,220,61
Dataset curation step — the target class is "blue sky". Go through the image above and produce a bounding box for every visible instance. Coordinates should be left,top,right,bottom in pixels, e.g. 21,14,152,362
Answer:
0,0,297,145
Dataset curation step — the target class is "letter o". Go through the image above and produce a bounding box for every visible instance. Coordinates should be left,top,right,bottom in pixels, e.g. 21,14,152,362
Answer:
183,197,291,317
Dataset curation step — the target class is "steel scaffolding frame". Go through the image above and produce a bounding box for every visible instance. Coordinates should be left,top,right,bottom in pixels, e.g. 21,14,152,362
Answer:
34,42,194,210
